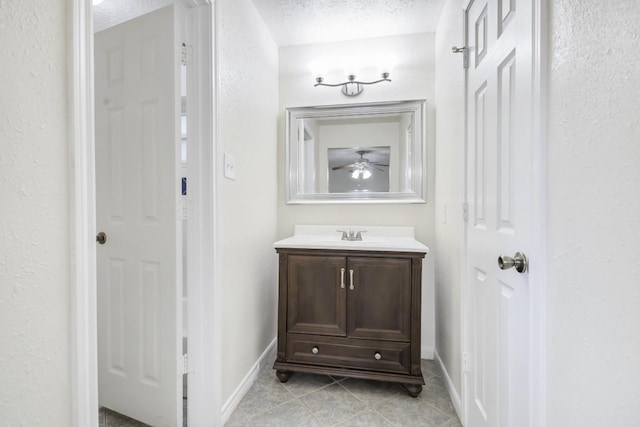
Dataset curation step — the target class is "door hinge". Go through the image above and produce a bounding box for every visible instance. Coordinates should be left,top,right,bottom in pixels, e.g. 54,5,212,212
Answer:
181,197,188,220
452,46,468,69
180,353,190,375
463,352,469,373
463,202,469,222
181,43,192,66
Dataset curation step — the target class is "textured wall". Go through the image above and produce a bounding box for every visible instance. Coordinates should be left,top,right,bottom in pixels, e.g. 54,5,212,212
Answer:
547,1,640,425
218,0,280,405
0,0,70,424
433,0,464,400
278,33,437,357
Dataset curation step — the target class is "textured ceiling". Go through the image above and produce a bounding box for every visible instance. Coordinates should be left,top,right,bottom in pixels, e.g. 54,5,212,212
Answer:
250,0,445,46
93,0,173,32
94,0,445,43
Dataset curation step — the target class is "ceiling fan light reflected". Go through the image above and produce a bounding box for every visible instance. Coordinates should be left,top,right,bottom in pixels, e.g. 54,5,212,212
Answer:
351,168,373,180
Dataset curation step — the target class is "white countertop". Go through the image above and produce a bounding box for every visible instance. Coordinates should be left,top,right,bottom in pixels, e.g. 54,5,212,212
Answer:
274,225,429,254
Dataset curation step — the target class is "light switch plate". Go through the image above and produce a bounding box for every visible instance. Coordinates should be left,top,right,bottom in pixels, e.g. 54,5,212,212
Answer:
224,153,236,180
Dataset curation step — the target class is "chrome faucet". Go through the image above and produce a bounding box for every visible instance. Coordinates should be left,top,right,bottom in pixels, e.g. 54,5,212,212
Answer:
337,229,367,241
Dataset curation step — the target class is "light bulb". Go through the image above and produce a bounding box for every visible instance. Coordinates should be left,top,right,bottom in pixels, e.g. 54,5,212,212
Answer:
363,169,372,179
377,55,398,75
351,170,360,179
309,61,327,80
343,57,362,79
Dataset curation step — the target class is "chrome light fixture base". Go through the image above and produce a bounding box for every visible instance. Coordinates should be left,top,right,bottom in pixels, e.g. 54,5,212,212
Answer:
314,73,391,97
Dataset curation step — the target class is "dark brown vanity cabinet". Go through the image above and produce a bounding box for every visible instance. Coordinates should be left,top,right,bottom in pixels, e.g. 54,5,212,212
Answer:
273,249,426,396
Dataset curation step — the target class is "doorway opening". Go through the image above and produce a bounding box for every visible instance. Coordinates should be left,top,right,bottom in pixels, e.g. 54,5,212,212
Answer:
69,0,219,425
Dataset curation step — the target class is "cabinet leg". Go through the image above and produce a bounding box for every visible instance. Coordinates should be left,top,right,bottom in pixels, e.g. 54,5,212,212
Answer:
404,384,423,398
275,370,293,383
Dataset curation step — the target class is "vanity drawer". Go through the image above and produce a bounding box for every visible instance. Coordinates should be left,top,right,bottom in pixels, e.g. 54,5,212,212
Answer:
286,333,410,374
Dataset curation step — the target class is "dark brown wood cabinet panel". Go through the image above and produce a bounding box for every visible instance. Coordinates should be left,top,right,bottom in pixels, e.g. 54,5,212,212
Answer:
346,257,412,342
287,254,347,336
286,333,410,374
275,248,426,395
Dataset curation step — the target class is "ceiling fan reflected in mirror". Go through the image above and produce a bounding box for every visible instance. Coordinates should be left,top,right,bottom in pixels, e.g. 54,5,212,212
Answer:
331,149,389,180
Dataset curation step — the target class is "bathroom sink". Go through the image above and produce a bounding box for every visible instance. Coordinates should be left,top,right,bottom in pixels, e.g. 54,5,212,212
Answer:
273,225,429,253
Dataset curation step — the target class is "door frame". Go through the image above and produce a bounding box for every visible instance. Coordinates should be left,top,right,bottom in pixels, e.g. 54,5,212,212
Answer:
459,0,548,426
68,1,221,425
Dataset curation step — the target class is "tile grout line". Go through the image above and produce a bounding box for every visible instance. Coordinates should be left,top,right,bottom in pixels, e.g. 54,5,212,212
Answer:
295,386,329,426
282,375,340,399
243,386,298,422
297,395,326,427
331,407,375,427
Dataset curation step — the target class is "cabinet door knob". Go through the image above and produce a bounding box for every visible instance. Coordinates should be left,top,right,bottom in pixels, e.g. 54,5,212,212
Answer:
340,268,345,289
349,269,354,290
374,352,382,360
311,346,319,354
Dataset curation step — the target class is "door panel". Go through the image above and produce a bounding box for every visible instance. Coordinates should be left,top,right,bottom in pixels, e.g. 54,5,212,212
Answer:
465,0,533,426
287,255,347,336
346,257,411,342
95,5,182,426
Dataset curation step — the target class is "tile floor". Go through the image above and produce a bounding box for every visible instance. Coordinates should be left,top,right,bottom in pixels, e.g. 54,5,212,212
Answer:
227,356,461,426
98,407,150,427
98,400,186,427
98,356,461,427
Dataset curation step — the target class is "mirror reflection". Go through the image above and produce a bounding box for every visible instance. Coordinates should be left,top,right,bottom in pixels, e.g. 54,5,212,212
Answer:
286,100,426,203
328,147,390,193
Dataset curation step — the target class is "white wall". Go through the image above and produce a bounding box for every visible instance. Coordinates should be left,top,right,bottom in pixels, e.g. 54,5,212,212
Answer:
0,0,70,424
433,0,464,397
547,1,640,425
217,0,280,405
278,33,437,357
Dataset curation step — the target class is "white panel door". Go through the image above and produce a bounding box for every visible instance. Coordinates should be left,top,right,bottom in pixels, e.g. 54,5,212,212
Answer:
464,0,534,426
95,5,182,426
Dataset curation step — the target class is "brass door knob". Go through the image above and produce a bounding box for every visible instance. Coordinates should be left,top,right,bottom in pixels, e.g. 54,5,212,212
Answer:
96,232,107,245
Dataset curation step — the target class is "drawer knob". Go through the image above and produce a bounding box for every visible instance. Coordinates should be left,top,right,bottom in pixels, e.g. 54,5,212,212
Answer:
374,352,382,360
311,346,319,354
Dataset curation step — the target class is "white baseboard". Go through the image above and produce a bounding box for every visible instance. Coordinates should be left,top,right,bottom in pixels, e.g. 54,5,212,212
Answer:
421,345,435,359
434,349,463,424
220,337,277,425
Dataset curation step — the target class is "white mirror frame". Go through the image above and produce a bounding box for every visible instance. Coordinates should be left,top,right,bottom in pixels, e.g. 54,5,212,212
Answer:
286,99,427,204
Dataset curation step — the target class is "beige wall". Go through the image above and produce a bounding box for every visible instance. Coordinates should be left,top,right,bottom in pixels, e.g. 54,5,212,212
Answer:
547,1,640,425
433,0,465,400
0,0,70,424
217,0,280,405
278,33,437,356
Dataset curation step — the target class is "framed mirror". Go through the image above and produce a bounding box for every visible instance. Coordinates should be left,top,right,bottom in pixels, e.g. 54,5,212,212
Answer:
286,99,426,204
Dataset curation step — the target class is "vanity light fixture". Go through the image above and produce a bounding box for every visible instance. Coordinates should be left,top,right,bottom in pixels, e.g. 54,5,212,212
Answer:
314,72,391,97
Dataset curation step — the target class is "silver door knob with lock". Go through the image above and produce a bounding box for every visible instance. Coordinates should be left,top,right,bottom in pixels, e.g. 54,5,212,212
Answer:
498,252,528,273
96,232,107,245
